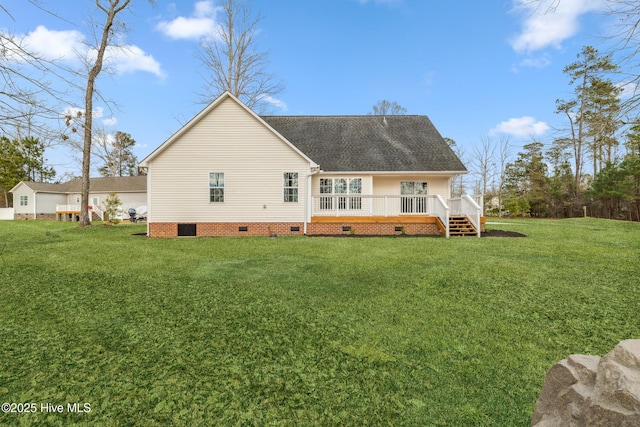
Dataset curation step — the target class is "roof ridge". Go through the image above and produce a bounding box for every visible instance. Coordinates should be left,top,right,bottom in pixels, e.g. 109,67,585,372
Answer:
260,114,427,118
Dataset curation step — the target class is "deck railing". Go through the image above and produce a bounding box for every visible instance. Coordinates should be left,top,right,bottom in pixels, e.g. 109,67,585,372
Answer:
311,194,451,235
56,204,81,213
448,195,482,238
55,204,104,221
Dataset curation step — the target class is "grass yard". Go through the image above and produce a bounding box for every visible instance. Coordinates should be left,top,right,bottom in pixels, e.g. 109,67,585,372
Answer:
0,218,639,426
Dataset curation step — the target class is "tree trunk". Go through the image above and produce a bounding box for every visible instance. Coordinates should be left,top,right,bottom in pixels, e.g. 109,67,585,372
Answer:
79,0,131,226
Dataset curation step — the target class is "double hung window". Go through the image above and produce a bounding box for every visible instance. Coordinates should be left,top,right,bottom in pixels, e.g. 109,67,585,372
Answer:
209,172,224,203
20,195,28,206
283,172,298,203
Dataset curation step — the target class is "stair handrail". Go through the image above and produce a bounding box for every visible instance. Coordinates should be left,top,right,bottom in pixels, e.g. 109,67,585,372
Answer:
90,205,104,221
434,194,450,238
460,195,481,238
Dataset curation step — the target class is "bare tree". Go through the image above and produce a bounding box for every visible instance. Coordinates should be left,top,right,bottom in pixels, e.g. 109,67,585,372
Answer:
605,1,640,111
0,20,71,137
444,137,466,197
78,0,133,226
2,1,141,224
368,100,407,116
94,130,138,177
198,0,283,113
471,137,497,211
496,135,512,217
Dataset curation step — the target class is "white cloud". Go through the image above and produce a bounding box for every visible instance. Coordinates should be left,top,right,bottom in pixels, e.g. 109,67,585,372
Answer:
490,116,550,137
102,117,118,126
617,81,638,99
513,53,552,71
259,95,288,112
95,132,116,148
62,106,105,119
510,0,606,53
10,25,163,77
18,25,84,63
63,106,84,119
156,0,218,40
104,45,164,77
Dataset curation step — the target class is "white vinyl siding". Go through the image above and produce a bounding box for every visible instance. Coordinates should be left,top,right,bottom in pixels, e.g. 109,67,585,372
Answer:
373,176,450,199
148,97,311,222
38,193,65,212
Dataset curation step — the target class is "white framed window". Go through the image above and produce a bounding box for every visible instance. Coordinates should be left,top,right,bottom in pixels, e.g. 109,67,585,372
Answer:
283,172,298,203
20,195,28,206
209,172,224,203
349,178,362,209
320,178,333,210
401,181,428,213
75,195,81,203
319,178,362,210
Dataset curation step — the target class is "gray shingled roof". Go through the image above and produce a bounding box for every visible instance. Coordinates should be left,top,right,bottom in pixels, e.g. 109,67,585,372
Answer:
261,115,467,172
17,182,66,193
19,176,146,193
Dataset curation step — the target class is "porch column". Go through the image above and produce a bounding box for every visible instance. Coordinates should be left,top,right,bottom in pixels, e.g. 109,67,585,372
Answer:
33,191,38,220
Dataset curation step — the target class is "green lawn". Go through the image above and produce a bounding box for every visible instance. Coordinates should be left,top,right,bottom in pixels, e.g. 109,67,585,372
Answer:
0,218,638,426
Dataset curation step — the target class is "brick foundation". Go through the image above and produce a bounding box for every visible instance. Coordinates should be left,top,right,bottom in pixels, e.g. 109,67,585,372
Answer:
13,212,105,222
307,222,441,236
14,213,57,220
149,222,306,237
148,221,442,237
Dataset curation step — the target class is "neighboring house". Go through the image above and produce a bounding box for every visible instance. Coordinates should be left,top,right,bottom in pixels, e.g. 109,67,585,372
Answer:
139,91,483,238
10,176,147,221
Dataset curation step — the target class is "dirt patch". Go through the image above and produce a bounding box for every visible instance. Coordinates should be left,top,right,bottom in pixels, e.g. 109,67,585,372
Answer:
481,229,526,237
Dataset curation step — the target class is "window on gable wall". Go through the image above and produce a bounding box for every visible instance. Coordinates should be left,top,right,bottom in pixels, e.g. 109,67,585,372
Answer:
20,195,28,206
209,172,225,202
283,172,298,202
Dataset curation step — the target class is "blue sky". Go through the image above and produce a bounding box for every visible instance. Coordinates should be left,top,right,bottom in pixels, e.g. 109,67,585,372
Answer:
3,0,614,177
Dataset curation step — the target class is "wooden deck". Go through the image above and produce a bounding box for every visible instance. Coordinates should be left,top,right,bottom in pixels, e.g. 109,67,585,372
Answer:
312,215,487,237
311,215,448,235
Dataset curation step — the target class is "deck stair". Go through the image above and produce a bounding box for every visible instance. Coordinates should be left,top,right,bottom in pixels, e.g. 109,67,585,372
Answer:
449,215,478,237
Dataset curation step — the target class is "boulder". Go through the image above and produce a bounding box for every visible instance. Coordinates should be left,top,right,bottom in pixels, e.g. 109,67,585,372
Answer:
532,339,640,427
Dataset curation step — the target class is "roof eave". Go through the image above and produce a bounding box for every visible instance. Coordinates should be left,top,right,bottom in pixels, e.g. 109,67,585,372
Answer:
317,170,468,175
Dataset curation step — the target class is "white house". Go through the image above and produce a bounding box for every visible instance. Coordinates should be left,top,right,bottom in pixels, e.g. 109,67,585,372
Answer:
10,176,147,221
139,92,483,237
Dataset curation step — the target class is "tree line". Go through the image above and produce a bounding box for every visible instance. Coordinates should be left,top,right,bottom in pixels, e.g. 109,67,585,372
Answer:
459,43,640,222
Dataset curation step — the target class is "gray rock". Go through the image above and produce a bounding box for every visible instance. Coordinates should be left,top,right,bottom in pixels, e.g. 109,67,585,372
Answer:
532,340,640,427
